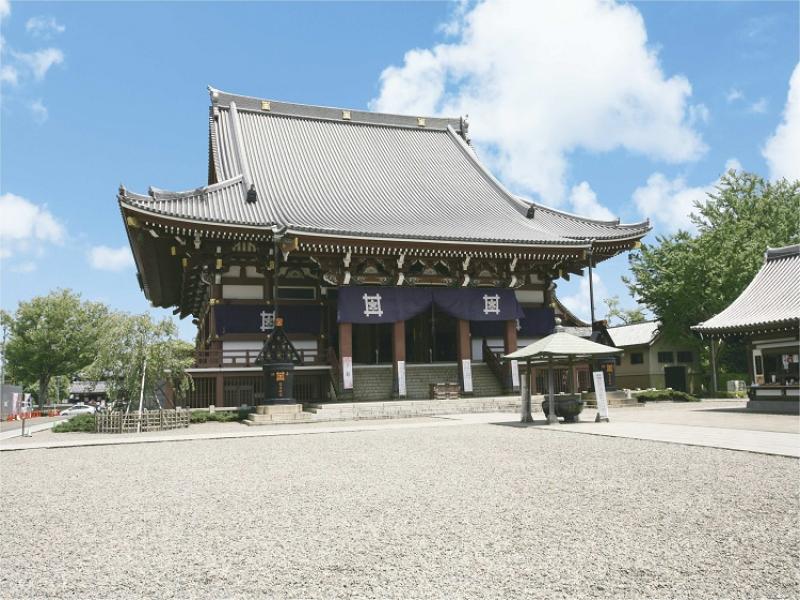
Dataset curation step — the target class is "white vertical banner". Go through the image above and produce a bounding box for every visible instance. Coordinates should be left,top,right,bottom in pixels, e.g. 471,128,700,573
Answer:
593,371,609,422
397,360,407,397
510,360,520,388
11,392,20,416
342,356,354,390
462,359,473,393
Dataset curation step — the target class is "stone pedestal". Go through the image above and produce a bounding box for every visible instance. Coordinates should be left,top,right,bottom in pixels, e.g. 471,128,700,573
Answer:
245,403,311,425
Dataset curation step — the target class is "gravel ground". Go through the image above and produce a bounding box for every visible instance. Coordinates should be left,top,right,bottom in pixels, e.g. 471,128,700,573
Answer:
1,423,798,599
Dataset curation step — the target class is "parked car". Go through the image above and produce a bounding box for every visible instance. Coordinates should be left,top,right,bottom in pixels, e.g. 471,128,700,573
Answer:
59,404,97,417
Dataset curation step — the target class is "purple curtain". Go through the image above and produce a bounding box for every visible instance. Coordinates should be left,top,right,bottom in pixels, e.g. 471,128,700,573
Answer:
214,304,321,335
337,287,523,324
433,288,524,322
337,286,433,324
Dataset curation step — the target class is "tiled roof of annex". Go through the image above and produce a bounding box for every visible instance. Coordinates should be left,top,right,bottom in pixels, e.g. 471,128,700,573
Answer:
693,245,800,336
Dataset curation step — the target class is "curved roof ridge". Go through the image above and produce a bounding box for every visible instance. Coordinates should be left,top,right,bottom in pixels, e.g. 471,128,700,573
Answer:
146,175,244,201
766,244,800,261
208,85,464,132
522,197,650,229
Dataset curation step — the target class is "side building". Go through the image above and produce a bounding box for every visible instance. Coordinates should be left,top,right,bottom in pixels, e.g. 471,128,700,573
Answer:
606,321,701,393
119,88,649,407
694,245,799,413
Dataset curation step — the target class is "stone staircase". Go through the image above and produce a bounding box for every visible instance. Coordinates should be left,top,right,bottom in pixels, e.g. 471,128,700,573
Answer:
305,396,522,421
351,362,507,402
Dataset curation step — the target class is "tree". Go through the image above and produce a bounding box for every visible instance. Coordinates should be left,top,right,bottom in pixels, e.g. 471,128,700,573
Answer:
602,296,647,326
1,290,108,406
85,312,194,410
624,171,800,381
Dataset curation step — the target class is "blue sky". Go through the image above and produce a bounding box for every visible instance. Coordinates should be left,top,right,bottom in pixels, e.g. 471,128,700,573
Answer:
1,0,798,339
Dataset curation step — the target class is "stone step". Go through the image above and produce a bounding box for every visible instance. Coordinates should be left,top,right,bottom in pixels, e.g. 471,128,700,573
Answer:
245,411,314,425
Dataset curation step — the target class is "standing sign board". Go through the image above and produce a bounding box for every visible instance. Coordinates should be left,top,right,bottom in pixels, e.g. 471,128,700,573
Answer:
342,357,354,390
462,359,473,393
592,371,610,422
397,360,407,397
510,360,520,389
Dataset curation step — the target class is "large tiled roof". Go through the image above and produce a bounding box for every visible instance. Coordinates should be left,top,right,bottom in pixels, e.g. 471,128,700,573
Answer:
120,88,649,247
693,245,800,336
607,321,660,347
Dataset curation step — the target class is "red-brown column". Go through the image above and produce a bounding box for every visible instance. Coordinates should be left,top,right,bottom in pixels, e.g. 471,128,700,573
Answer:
392,321,406,398
503,319,519,393
457,319,473,395
339,322,354,396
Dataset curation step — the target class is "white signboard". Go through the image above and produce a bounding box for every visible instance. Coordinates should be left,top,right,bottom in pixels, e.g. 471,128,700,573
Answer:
397,360,407,397
462,359,473,393
593,371,609,422
342,356,354,390
510,360,520,388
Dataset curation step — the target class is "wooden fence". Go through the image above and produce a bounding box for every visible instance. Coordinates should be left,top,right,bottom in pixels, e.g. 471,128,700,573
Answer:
95,410,190,434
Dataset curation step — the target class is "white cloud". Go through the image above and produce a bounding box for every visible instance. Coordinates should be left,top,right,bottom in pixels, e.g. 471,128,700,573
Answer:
29,99,47,123
726,88,743,103
12,47,63,80
25,16,66,39
559,271,608,324
632,158,742,233
763,63,800,181
688,103,710,125
0,0,10,20
371,0,706,205
10,261,37,274
88,246,134,271
0,193,65,258
568,181,616,221
749,97,768,114
0,64,17,86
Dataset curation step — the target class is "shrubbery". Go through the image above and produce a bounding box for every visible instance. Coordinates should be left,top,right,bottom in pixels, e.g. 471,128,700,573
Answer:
634,389,699,403
189,408,249,423
52,414,97,433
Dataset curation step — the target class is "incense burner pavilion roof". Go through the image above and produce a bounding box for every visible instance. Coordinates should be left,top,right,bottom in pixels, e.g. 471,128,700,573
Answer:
119,88,649,247
693,245,800,337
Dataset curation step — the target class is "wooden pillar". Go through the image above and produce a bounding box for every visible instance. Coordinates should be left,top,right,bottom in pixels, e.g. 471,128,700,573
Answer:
392,321,406,398
207,284,222,365
457,319,473,395
339,322,354,397
503,319,519,393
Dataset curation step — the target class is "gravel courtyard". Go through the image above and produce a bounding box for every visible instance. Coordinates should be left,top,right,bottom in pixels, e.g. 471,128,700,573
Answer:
2,422,798,599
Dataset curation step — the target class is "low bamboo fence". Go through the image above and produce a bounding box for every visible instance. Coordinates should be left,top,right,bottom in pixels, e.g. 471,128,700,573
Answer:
95,409,190,434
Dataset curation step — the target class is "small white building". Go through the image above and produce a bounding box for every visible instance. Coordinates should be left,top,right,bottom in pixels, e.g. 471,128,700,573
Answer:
607,321,701,393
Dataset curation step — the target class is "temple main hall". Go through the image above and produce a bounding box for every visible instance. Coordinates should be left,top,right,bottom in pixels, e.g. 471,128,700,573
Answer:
119,88,650,407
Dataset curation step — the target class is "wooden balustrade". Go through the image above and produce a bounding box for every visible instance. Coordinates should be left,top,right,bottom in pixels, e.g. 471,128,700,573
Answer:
194,347,321,368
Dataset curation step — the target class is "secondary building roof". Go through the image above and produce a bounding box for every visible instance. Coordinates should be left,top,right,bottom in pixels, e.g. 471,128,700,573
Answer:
120,87,649,248
693,245,800,336
606,321,660,347
505,322,622,361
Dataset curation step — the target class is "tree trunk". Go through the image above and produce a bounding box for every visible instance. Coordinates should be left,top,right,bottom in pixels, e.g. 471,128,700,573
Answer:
38,375,50,408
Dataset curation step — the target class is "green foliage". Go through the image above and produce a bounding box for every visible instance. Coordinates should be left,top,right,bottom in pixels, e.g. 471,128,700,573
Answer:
189,409,248,423
602,295,647,325
635,389,699,403
52,413,97,433
1,290,108,406
84,313,194,409
624,171,800,374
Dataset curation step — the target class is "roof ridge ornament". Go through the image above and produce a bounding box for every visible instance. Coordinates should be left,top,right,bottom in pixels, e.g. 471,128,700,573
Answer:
246,184,258,204
459,114,470,144
553,317,565,333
